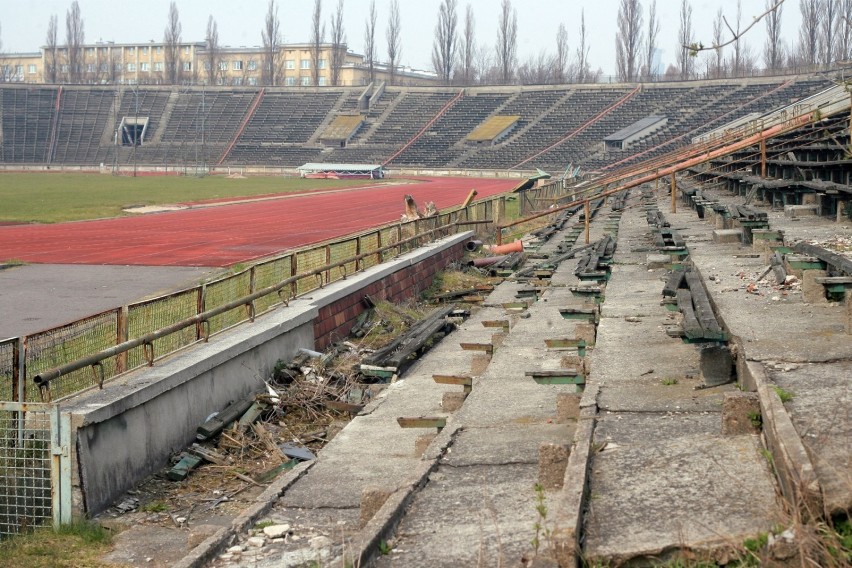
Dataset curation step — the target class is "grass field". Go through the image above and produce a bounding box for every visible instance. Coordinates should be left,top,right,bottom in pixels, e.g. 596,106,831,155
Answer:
0,173,380,224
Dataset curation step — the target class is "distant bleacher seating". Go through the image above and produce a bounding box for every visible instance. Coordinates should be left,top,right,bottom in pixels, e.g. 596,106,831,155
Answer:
0,77,835,171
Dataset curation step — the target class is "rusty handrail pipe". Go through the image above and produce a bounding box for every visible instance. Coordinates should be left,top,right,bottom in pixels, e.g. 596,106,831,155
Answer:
32,219,489,390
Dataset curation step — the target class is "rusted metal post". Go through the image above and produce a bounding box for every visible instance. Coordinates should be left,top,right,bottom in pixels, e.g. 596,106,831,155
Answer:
584,199,591,244
196,285,206,340
760,138,767,178
290,254,298,298
248,266,257,320
325,245,331,285
375,230,383,265
12,338,22,402
355,236,362,272
670,172,677,214
117,306,129,372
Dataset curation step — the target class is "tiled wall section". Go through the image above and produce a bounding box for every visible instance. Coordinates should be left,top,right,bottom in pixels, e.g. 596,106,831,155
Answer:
314,241,465,349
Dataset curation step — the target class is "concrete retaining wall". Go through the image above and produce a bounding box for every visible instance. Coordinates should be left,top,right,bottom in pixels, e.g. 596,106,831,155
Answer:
63,232,473,515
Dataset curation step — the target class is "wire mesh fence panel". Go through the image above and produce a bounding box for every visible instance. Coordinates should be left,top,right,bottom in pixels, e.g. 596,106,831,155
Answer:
328,240,358,283
205,271,252,334
24,310,120,402
127,290,198,369
359,232,380,270
0,404,53,538
253,256,292,315
399,221,419,254
296,248,327,295
379,227,400,262
0,340,16,402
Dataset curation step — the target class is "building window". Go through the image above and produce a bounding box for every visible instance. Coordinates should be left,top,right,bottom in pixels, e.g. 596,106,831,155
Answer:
153,62,163,72
15,65,23,76
318,59,327,69
218,61,228,71
127,46,135,54
86,47,95,56
285,77,296,86
86,63,96,73
61,64,69,73
184,46,191,54
183,61,192,71
286,59,295,69
233,77,243,86
140,62,149,72
248,60,257,71
300,59,310,69
28,64,37,74
142,47,148,55
127,63,136,72
318,76,327,86
100,63,109,72
156,46,162,55
300,76,311,86
248,77,257,86
233,60,243,71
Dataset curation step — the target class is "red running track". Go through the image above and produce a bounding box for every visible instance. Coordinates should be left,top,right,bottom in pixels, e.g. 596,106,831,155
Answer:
0,177,517,267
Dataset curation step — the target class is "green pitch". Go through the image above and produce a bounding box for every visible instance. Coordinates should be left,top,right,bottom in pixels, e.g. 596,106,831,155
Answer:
0,173,380,224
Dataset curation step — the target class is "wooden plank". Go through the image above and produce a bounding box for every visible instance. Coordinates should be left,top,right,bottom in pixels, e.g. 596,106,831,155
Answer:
662,270,686,297
814,277,852,284
684,271,725,338
676,289,703,339
794,242,852,276
397,417,447,432
460,342,493,354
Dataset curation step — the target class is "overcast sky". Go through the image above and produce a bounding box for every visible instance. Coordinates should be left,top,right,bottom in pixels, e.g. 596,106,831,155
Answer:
1,0,803,76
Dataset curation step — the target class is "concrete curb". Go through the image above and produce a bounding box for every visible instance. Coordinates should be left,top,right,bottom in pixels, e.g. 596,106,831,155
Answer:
741,359,823,517
334,423,462,567
552,404,597,567
172,460,315,568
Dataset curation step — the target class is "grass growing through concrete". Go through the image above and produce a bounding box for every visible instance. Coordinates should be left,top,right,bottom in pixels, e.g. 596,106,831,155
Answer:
0,173,380,223
0,521,117,568
773,386,795,403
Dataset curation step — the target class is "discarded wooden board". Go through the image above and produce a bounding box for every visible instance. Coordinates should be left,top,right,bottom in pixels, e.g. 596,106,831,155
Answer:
197,399,255,441
433,374,473,394
544,338,587,357
359,364,396,380
168,453,203,481
460,342,494,354
525,370,585,386
482,319,510,332
397,417,447,433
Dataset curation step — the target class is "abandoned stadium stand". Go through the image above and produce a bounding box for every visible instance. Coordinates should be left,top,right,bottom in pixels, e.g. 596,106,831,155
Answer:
0,76,836,173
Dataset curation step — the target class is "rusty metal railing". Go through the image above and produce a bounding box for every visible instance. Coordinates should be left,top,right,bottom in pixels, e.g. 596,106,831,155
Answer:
0,184,569,404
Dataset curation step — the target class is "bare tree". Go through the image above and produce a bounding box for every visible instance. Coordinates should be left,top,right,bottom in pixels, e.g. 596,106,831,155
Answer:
763,0,784,71
45,15,59,83
820,0,838,65
431,0,458,84
839,0,852,62
311,0,325,86
386,0,402,85
458,4,476,85
163,2,182,84
65,0,84,83
554,23,569,84
575,9,591,83
709,8,725,77
677,0,694,79
364,0,377,84
261,0,283,86
615,0,643,82
495,0,517,84
204,16,221,85
518,51,553,85
476,41,498,85
730,1,744,76
329,0,346,86
645,0,659,79
797,0,821,66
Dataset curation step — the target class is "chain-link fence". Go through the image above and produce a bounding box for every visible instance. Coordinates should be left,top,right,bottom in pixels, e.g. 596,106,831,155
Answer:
0,402,71,539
